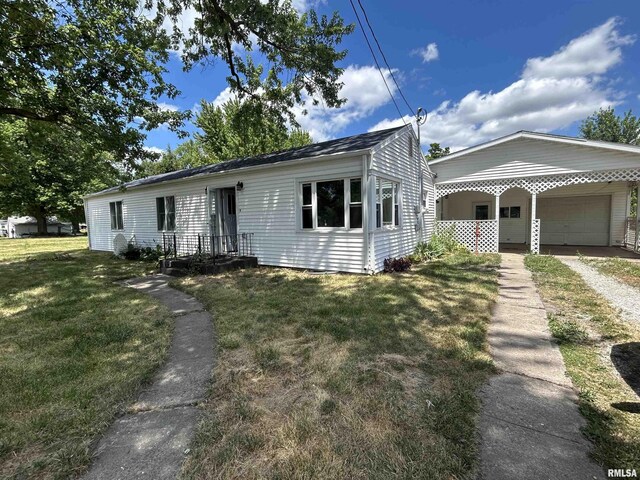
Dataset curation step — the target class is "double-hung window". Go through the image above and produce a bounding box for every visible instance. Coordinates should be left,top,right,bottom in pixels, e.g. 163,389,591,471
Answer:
376,178,400,228
109,201,123,230
300,178,362,230
156,196,176,231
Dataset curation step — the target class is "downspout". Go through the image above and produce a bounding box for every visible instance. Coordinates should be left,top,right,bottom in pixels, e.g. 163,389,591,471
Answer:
83,198,90,250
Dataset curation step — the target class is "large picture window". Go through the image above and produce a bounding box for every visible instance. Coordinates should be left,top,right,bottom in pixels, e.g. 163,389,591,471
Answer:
300,178,362,230
376,178,400,228
109,201,123,230
156,196,176,231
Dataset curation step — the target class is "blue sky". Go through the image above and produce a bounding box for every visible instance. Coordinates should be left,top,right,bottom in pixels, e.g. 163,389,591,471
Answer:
145,0,640,153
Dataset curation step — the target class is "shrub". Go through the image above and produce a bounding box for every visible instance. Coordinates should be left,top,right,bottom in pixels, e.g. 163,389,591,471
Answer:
121,242,141,260
383,257,412,273
412,225,468,263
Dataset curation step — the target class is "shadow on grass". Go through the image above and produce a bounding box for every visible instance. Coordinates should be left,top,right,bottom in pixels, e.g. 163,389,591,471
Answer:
611,342,640,398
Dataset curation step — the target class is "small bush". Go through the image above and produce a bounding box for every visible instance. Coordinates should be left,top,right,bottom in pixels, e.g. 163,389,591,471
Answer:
548,314,589,344
383,257,412,273
122,243,141,260
412,225,468,263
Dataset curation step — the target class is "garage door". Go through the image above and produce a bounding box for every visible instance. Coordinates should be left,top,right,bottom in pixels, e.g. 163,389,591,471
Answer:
538,196,610,246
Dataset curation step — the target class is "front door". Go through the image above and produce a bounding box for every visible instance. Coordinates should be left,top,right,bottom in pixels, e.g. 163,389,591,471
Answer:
220,188,237,252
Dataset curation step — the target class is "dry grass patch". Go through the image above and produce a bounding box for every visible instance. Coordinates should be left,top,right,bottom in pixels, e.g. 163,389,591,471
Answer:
581,256,640,290
175,253,500,479
0,238,173,479
526,255,640,469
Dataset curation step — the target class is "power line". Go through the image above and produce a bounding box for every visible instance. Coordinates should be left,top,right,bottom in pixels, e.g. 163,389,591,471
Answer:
348,0,407,125
356,0,415,117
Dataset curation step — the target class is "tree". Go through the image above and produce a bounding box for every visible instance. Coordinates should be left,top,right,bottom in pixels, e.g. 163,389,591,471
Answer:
580,107,640,216
0,119,122,232
1,0,189,162
426,143,450,160
136,140,209,178
580,107,640,145
195,98,313,162
1,0,352,160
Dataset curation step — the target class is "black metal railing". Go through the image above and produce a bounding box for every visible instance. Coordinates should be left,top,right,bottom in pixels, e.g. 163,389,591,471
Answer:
162,233,254,259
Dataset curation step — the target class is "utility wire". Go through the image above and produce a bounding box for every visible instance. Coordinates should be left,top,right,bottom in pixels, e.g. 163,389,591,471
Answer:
356,0,415,118
348,0,407,125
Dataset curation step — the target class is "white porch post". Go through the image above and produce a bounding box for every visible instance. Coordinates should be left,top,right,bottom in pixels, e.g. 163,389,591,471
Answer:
531,192,540,254
494,194,500,252
636,185,640,253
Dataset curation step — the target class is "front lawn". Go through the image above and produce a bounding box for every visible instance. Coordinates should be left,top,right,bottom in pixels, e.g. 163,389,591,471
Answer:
175,253,500,479
0,237,173,479
580,256,640,290
526,255,640,469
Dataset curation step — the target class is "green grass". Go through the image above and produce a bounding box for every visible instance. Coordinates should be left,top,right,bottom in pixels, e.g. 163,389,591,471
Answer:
525,255,640,469
0,237,173,479
580,256,640,290
0,236,89,262
175,253,500,479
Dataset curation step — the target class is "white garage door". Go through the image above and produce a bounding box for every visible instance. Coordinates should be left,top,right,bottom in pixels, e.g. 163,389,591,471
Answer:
538,196,610,246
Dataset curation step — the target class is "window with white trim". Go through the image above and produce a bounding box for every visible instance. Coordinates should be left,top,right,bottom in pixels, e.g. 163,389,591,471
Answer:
376,178,400,228
299,178,362,230
156,196,176,231
109,201,123,230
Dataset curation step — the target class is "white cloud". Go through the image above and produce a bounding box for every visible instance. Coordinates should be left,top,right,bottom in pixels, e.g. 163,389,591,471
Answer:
157,102,180,112
294,65,399,140
143,146,165,155
412,43,439,63
371,17,634,151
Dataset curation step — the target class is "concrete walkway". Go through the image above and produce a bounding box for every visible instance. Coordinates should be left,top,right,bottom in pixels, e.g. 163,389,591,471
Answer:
82,275,214,480
558,257,640,325
478,254,603,480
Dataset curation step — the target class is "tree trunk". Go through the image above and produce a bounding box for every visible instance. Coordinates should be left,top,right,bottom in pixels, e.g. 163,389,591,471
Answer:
71,219,80,234
35,205,47,234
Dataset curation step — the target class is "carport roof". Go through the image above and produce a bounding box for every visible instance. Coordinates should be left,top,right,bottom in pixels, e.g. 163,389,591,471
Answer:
429,131,640,165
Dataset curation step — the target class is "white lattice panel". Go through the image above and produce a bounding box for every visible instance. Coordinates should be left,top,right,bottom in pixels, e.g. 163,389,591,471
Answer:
435,168,640,199
625,218,639,253
436,220,498,253
530,219,541,254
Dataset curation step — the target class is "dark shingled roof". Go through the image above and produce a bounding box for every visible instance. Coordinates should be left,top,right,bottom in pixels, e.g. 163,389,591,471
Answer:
91,126,406,196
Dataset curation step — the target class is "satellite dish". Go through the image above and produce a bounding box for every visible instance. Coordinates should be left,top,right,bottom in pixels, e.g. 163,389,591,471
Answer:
113,233,128,255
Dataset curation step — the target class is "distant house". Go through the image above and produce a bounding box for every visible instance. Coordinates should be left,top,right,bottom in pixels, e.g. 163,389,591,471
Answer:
0,219,7,237
84,126,435,273
6,216,73,238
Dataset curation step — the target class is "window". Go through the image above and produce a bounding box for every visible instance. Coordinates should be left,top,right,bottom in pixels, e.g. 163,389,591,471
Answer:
317,180,344,228
156,196,175,231
300,178,362,230
302,183,313,229
349,179,362,229
110,201,123,230
474,204,489,220
499,206,521,219
376,178,400,228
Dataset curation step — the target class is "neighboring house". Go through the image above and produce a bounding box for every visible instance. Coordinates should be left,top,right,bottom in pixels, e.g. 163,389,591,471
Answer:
6,216,73,238
84,126,436,273
0,219,7,237
431,131,640,254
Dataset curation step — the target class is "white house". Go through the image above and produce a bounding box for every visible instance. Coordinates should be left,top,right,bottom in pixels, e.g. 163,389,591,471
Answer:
84,126,435,273
430,131,640,254
6,216,73,238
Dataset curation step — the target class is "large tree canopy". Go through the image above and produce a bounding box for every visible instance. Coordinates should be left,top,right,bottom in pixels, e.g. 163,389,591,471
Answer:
0,118,122,231
195,98,313,162
1,0,352,160
136,98,313,178
580,107,640,145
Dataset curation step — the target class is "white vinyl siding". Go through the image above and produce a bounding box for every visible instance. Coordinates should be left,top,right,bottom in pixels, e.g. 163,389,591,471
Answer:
86,156,367,273
369,128,434,272
434,137,640,184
